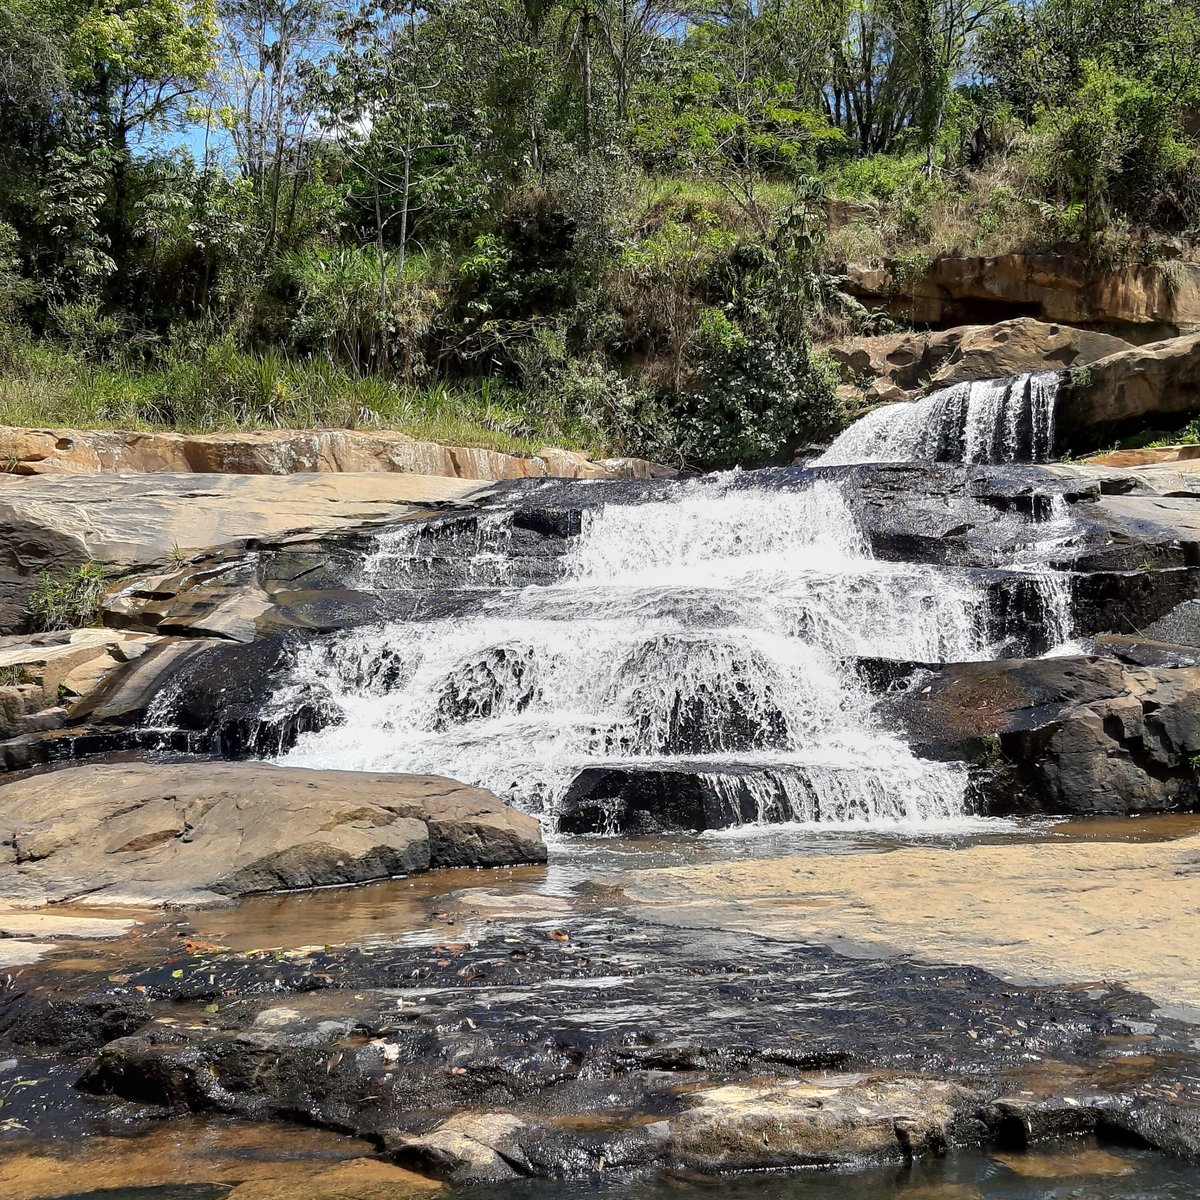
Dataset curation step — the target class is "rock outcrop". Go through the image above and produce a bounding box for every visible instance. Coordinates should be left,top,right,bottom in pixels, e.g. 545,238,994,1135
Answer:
0,426,674,482
0,762,546,906
886,656,1200,815
829,317,1129,407
844,253,1200,341
12,913,1197,1180
1086,446,1200,469
1057,333,1200,451
0,628,159,740
0,471,486,633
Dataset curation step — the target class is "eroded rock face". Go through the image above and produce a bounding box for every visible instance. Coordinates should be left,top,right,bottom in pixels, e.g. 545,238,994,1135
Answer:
886,656,1200,814
1057,333,1200,451
0,471,485,633
828,318,1130,408
0,427,674,483
0,629,158,740
0,762,546,906
844,254,1200,341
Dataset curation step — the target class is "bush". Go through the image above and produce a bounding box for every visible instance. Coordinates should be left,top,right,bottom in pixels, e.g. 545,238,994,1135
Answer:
27,562,109,631
672,323,843,466
825,154,929,202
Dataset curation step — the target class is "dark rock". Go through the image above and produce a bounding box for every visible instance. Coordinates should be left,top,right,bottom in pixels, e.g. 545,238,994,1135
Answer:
1103,1100,1200,1161
25,918,1197,1178
559,763,790,834
886,656,1200,815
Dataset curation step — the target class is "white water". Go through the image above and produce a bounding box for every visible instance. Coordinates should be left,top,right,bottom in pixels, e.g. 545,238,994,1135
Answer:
275,475,1060,830
818,372,1061,466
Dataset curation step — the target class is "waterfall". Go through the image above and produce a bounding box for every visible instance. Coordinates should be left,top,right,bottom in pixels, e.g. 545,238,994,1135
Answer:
276,476,1010,831
817,372,1061,466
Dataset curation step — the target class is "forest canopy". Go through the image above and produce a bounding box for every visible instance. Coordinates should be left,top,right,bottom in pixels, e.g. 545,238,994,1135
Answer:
1,0,1198,464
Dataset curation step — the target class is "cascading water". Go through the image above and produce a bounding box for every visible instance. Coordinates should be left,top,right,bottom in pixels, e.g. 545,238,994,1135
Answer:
817,371,1061,466
275,475,1046,831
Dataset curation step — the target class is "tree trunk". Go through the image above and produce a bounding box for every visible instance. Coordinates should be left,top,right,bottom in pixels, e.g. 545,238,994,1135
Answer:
580,0,593,153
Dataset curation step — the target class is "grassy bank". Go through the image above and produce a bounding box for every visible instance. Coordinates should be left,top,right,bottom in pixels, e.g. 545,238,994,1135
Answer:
0,337,606,457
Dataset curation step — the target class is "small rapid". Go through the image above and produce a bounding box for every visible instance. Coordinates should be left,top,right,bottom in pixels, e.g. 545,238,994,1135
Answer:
818,372,1061,466
275,471,1074,832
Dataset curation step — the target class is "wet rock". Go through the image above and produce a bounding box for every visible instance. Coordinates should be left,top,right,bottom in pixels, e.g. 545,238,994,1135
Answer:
33,919,1200,1178
886,656,1200,814
669,1075,978,1170
0,762,546,906
0,993,153,1054
558,764,781,834
1104,1100,1200,1161
384,1113,530,1184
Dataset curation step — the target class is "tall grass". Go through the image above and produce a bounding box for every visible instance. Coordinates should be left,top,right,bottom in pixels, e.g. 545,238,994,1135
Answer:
0,336,605,456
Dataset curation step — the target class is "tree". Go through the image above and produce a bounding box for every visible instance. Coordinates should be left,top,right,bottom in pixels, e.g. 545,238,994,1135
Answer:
211,0,333,256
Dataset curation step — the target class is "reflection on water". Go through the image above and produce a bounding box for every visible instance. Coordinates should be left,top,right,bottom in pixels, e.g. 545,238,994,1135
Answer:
155,812,1200,954
28,1144,1200,1200
483,1147,1200,1200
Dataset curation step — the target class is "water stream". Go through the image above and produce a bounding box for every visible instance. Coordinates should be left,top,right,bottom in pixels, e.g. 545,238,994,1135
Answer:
278,465,1074,832
817,371,1061,466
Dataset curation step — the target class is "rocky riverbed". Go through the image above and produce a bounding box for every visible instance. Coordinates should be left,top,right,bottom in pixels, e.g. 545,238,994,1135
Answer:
4,356,1200,1197
3,819,1200,1193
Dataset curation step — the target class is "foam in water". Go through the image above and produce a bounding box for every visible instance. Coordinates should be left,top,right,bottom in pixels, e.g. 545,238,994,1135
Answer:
276,477,1005,830
817,372,1061,466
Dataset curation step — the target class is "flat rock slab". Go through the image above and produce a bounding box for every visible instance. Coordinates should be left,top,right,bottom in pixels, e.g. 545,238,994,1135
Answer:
0,762,545,907
12,914,1198,1180
0,471,486,633
625,829,1200,1019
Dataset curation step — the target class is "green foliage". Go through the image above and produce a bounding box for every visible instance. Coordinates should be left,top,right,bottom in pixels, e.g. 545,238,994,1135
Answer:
27,563,110,632
2,0,1200,469
825,154,929,202
675,326,842,465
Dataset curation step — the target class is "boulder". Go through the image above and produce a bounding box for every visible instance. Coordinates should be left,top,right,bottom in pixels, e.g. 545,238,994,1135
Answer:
1057,333,1200,451
0,426,675,482
669,1075,975,1170
558,764,776,834
885,656,1200,815
844,253,1200,341
828,318,1130,407
0,761,546,907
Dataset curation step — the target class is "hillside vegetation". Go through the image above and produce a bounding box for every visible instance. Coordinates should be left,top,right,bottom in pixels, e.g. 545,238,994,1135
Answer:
1,0,1198,466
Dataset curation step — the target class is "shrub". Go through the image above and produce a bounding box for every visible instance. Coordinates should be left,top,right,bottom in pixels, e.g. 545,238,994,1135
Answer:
27,562,109,631
672,323,843,466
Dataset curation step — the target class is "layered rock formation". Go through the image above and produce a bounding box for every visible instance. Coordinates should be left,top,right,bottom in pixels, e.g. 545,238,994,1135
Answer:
0,628,158,739
0,426,673,482
828,317,1129,407
886,655,1200,815
5,906,1196,1181
0,761,546,907
1057,332,1200,450
844,253,1200,341
0,471,487,633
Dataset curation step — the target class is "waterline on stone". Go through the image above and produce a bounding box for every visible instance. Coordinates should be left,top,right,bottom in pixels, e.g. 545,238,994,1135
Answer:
817,371,1061,466
278,476,992,831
